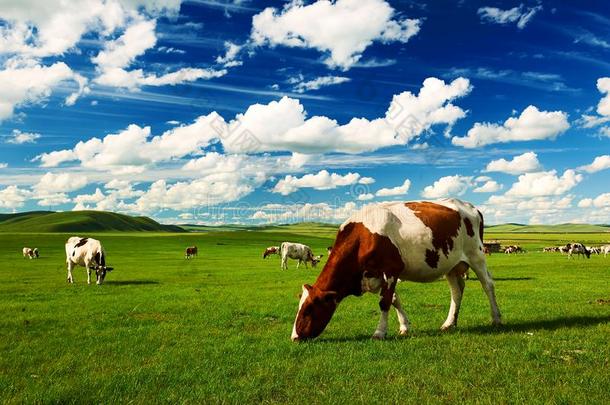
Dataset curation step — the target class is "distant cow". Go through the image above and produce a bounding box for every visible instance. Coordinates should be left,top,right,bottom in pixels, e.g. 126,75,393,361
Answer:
65,237,113,285
327,246,333,255
263,246,280,259
185,246,198,259
568,243,590,259
22,247,34,259
588,247,600,255
33,248,39,258
291,199,501,341
280,242,322,270
602,245,610,258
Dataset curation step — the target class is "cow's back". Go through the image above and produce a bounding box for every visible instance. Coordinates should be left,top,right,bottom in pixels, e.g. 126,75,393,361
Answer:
340,199,485,282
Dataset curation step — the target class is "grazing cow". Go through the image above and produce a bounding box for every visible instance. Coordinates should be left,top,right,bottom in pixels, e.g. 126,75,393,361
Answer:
22,247,34,259
263,246,280,259
602,245,610,258
280,242,322,270
65,237,113,285
483,246,491,256
504,246,516,254
568,243,590,259
291,199,501,341
185,246,198,259
33,248,39,258
588,246,601,255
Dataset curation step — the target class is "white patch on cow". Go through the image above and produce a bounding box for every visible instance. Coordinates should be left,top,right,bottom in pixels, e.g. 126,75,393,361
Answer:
291,286,309,341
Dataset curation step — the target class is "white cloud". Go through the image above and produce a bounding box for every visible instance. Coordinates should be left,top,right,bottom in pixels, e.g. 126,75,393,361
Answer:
92,18,227,89
421,175,472,198
272,169,363,195
250,201,358,224
478,5,542,29
600,127,610,137
0,185,31,209
33,172,89,194
578,155,610,173
505,170,582,197
0,60,88,122
291,75,351,93
484,152,542,174
452,105,569,148
480,194,575,224
473,180,502,193
5,129,41,144
580,78,610,128
0,163,7,169
375,179,411,197
357,193,374,201
578,193,610,208
215,41,243,67
251,0,421,70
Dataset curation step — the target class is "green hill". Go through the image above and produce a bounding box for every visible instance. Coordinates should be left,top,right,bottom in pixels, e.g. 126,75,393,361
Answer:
0,211,184,233
486,223,610,233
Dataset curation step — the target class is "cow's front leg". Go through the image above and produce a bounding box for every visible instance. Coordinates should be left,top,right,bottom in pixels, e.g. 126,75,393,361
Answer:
372,276,397,340
87,267,92,285
66,262,74,283
392,292,410,335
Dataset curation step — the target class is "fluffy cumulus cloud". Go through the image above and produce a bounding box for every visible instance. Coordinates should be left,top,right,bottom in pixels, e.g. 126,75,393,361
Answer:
0,60,89,122
580,78,610,128
478,5,542,29
421,175,472,198
578,155,610,173
272,170,366,195
505,170,582,197
0,185,31,209
578,193,610,208
452,105,569,148
250,0,421,70
5,129,41,144
484,152,542,175
481,195,574,225
473,180,502,193
215,41,243,67
375,179,411,197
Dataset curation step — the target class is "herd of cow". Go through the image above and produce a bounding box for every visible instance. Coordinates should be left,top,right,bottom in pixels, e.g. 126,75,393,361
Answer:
542,242,610,258
18,198,609,341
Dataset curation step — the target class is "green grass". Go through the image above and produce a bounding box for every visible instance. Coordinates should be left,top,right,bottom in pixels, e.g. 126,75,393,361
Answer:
0,211,183,233
1,229,609,403
486,223,610,233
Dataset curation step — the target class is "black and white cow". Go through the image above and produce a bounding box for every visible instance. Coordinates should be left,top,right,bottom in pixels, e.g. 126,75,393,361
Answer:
65,237,113,285
602,245,610,258
280,242,322,270
568,243,590,259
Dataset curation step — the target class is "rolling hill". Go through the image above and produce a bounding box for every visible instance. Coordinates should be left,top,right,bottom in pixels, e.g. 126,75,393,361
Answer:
0,211,184,233
485,223,610,233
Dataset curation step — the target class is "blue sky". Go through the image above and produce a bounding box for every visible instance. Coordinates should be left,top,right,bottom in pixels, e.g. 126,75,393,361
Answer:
0,0,609,225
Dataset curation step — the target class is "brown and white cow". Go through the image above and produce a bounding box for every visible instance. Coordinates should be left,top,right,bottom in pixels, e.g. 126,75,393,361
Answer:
263,246,280,259
291,199,502,341
65,237,113,285
280,242,322,270
23,247,34,259
185,246,198,259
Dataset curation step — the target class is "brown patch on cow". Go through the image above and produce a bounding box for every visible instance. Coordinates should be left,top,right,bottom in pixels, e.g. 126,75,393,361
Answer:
75,238,88,248
315,222,404,298
463,217,475,237
425,249,440,268
405,202,461,257
477,210,484,243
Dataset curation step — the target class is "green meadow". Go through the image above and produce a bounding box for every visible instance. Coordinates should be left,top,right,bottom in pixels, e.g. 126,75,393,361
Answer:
1,226,609,403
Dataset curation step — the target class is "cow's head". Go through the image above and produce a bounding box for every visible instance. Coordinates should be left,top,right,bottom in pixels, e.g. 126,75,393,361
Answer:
311,254,323,267
585,248,591,259
291,284,338,341
94,252,113,285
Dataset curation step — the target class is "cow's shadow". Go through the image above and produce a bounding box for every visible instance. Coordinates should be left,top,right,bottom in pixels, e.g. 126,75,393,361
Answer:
104,280,159,286
317,315,610,343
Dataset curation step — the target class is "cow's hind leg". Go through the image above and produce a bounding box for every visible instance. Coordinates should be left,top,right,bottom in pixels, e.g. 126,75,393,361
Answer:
470,259,502,326
441,262,467,331
87,266,92,285
392,292,409,335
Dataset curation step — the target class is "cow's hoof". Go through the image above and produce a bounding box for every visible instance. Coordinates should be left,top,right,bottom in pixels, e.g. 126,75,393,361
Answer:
399,328,409,336
440,324,456,332
371,332,386,340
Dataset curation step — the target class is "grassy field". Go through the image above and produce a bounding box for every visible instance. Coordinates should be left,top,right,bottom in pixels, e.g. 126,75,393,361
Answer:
1,227,609,404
